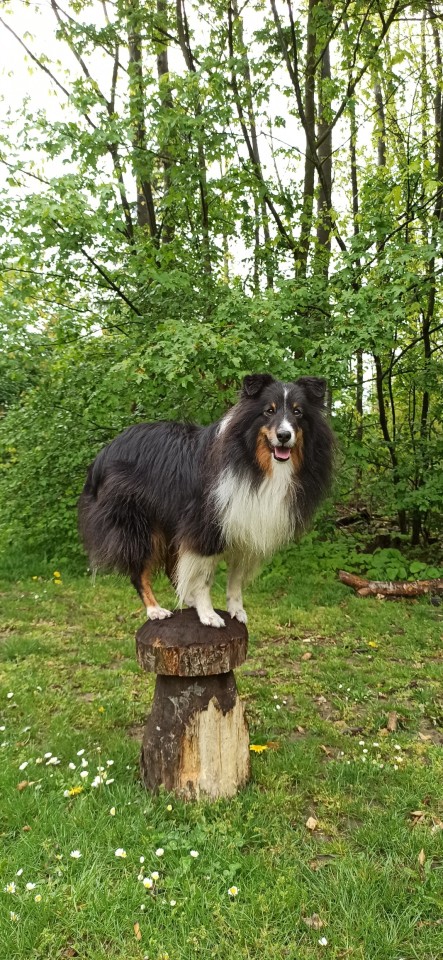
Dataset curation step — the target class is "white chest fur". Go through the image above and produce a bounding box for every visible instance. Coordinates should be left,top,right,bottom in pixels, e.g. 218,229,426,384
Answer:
213,463,298,557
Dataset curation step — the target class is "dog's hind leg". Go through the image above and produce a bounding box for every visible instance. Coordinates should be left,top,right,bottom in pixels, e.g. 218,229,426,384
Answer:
132,563,172,621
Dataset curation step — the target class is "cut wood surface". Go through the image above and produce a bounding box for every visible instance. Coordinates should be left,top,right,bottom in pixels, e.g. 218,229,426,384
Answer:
137,608,251,799
140,672,250,800
339,570,443,598
136,608,248,676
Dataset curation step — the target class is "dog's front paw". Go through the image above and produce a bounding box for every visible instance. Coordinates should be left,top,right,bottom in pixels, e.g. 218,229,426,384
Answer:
198,610,226,628
146,605,173,621
227,600,248,624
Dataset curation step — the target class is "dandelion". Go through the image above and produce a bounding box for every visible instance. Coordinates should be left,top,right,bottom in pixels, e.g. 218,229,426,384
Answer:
70,850,81,859
190,850,199,858
110,807,116,816
115,848,127,858
249,744,268,753
228,885,238,897
26,882,36,891
143,877,153,889
53,571,61,578
166,804,172,812
5,882,16,893
155,848,164,857
34,894,42,903
69,786,83,797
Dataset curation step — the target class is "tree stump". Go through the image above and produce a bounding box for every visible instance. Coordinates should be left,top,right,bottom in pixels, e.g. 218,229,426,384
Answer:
136,608,250,801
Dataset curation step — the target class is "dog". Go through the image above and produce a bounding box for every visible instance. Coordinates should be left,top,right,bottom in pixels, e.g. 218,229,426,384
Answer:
78,374,334,627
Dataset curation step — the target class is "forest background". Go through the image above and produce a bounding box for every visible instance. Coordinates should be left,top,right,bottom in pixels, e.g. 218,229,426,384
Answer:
1,0,442,570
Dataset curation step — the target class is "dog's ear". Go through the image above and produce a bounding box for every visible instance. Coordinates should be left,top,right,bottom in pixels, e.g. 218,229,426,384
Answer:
241,374,275,398
296,376,327,405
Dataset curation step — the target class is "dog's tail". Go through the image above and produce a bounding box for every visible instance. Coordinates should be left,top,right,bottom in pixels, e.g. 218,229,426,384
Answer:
78,462,152,576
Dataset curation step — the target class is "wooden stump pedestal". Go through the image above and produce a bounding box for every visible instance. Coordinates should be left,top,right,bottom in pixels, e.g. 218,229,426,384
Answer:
136,609,250,801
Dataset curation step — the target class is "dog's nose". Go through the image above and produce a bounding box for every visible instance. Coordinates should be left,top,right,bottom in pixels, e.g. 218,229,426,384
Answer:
276,429,292,445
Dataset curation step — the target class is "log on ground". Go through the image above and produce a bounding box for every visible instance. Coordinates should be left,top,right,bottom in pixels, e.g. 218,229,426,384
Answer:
338,570,443,598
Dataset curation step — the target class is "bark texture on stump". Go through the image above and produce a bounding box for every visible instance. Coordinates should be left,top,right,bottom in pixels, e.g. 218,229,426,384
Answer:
136,609,250,801
136,608,248,676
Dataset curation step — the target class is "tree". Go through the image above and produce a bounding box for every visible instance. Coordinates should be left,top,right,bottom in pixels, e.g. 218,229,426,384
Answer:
0,0,442,556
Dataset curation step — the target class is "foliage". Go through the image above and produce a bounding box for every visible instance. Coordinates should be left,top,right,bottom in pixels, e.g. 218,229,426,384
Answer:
0,0,443,556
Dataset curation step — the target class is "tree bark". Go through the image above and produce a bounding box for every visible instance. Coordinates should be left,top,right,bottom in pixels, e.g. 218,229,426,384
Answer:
339,570,443,598
127,0,158,239
137,609,250,800
176,0,212,273
156,0,175,243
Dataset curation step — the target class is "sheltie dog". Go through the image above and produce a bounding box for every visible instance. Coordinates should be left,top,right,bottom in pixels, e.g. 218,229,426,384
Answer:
78,374,334,627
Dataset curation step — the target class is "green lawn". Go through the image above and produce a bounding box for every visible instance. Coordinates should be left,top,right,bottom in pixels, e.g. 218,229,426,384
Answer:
1,549,442,960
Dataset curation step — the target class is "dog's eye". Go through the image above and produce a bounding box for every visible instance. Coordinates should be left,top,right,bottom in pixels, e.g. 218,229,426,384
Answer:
293,406,302,417
264,406,275,416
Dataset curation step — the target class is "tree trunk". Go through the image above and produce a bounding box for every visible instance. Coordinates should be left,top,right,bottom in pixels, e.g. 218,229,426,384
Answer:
297,0,317,275
176,0,211,274
136,608,250,800
316,42,332,268
156,0,174,244
127,0,158,239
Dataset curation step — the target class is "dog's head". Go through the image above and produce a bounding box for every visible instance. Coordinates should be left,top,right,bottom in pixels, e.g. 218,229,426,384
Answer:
239,373,327,470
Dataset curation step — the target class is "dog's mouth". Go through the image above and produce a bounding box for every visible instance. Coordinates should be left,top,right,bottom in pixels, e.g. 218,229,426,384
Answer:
273,445,292,462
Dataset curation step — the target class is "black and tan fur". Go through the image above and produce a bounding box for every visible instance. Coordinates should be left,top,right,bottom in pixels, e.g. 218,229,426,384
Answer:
78,374,334,627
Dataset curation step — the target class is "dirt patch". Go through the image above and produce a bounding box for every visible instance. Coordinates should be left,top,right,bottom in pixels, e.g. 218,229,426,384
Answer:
127,722,145,741
418,720,443,745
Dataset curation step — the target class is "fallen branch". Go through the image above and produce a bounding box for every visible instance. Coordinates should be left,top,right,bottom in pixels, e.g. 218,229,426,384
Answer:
338,570,443,598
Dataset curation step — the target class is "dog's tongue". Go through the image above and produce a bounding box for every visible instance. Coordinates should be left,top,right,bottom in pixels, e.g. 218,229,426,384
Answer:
274,446,291,461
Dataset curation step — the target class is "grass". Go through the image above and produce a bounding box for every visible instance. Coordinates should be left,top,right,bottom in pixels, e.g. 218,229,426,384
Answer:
1,545,443,960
